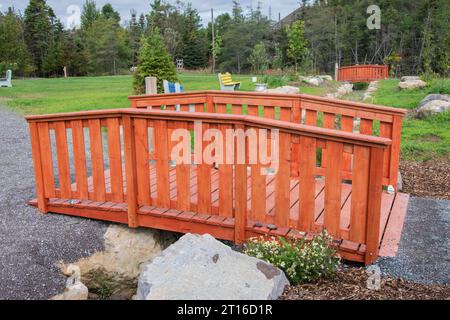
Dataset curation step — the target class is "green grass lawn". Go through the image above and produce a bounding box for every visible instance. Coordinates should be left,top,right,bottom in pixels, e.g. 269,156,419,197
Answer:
372,79,450,161
0,73,257,115
0,72,336,115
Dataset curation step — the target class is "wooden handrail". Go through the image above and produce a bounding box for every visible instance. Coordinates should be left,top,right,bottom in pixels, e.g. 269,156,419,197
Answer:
26,109,391,148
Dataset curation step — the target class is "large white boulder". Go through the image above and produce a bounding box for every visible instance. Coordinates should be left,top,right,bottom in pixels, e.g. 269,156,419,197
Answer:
398,76,427,90
135,234,289,300
60,225,177,282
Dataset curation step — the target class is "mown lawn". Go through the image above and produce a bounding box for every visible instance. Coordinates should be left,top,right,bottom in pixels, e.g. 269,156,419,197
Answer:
0,72,333,115
372,79,450,161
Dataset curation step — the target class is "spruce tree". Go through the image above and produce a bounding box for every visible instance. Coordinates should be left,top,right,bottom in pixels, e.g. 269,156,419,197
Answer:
23,0,54,76
133,27,178,94
0,8,35,75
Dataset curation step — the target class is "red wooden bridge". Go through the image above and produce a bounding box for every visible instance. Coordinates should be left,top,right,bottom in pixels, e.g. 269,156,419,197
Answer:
337,65,389,82
27,91,409,265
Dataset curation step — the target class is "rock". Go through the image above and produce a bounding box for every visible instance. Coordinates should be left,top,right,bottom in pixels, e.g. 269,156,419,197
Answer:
337,83,353,95
50,265,89,300
299,76,324,86
263,85,299,94
398,77,427,90
418,94,450,108
136,234,289,300
318,75,333,81
60,225,177,283
401,76,421,82
417,100,450,118
62,282,89,300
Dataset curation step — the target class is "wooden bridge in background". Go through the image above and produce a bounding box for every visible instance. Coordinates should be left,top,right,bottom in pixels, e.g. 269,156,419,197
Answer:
337,65,389,83
27,91,409,265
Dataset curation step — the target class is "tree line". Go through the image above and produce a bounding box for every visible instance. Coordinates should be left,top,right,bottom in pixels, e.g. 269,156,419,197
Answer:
0,0,448,78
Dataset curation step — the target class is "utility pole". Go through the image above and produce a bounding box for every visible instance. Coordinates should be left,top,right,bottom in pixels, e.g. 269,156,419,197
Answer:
211,8,215,74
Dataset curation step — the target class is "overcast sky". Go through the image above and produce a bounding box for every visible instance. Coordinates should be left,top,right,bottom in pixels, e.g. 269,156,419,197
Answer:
0,0,301,27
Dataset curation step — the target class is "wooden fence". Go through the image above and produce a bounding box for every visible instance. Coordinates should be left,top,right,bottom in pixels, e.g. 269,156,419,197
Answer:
337,65,389,82
26,108,394,264
129,91,407,189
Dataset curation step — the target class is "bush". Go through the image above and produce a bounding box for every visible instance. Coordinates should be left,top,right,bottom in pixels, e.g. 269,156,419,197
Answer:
244,231,340,284
353,82,369,91
133,27,178,94
260,75,288,88
427,78,450,94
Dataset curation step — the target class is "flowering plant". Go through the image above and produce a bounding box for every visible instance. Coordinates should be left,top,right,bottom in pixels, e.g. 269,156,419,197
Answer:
244,231,340,284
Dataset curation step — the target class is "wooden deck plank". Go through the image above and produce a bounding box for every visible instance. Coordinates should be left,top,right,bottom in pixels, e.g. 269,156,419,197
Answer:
30,163,409,264
379,193,410,257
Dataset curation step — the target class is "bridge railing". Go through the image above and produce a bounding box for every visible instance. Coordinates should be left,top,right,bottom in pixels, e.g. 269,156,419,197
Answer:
337,64,389,82
26,108,391,264
129,91,406,189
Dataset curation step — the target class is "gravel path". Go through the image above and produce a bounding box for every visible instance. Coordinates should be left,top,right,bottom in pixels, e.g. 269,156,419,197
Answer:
378,197,450,285
0,106,108,300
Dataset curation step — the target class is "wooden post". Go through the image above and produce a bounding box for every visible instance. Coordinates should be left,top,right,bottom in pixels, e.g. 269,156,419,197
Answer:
145,76,157,94
29,122,48,213
389,115,403,190
365,147,385,265
123,115,139,228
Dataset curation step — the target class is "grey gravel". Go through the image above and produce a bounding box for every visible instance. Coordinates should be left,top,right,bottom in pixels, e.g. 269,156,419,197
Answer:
0,106,108,300
378,197,450,285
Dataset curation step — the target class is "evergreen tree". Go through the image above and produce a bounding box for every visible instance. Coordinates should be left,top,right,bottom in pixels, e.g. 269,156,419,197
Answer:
81,0,99,30
0,8,34,75
248,42,269,74
133,27,178,94
287,20,309,72
23,0,54,76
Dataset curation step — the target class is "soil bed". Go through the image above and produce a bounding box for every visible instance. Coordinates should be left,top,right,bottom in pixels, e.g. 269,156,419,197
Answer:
400,159,450,199
281,267,450,300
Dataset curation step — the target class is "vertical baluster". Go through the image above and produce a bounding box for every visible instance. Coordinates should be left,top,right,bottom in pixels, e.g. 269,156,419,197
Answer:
106,118,124,202
324,141,343,237
341,115,354,172
134,118,151,205
274,132,291,228
88,119,106,201
234,125,247,244
55,121,72,199
174,121,191,211
37,122,56,198
349,145,370,243
154,120,170,208
298,136,316,231
197,122,212,214
218,124,233,217
71,120,88,200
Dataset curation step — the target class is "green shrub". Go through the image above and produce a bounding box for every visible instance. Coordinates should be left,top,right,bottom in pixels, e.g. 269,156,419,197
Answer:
260,75,288,88
353,82,369,91
244,231,340,284
427,78,450,94
133,27,178,94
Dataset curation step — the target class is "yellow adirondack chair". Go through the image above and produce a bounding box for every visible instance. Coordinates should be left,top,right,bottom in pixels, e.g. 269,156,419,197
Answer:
218,73,241,91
